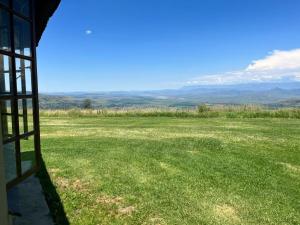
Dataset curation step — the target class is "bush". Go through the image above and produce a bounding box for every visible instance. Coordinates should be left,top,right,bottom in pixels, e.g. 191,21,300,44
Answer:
82,99,92,109
197,104,210,113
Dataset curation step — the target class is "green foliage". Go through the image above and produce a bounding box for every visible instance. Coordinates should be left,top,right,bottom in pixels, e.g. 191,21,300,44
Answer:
197,104,210,113
82,99,92,109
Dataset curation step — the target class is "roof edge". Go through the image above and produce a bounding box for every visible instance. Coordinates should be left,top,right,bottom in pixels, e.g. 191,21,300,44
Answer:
35,0,61,46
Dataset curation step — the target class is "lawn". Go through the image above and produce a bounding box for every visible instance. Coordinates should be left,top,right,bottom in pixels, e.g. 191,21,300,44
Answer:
38,115,300,225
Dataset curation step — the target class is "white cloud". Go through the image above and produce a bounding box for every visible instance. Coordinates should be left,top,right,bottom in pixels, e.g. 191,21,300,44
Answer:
85,30,93,35
187,48,300,85
247,49,300,71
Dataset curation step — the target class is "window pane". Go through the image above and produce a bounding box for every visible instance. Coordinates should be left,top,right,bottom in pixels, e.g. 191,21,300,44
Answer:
18,98,33,134
20,135,35,174
0,99,15,140
0,8,11,51
0,54,12,94
3,142,17,183
0,0,9,6
16,58,31,94
14,0,30,17
14,15,31,56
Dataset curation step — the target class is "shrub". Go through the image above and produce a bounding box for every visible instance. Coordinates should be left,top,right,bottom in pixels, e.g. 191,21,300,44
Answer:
82,99,92,109
197,104,210,113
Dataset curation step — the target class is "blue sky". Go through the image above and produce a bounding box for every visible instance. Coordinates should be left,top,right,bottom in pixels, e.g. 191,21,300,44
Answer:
37,0,300,92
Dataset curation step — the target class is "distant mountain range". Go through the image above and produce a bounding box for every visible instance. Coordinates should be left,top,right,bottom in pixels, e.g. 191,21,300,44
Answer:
40,81,300,109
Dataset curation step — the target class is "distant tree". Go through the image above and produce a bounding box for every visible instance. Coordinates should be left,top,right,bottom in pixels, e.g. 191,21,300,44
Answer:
82,99,92,109
197,104,210,113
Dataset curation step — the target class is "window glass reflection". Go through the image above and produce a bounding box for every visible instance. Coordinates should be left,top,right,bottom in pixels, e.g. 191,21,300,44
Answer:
20,135,35,174
16,58,31,94
0,99,14,140
0,54,12,94
3,142,17,182
14,0,30,17
14,15,31,56
18,98,33,134
0,0,9,6
0,9,11,51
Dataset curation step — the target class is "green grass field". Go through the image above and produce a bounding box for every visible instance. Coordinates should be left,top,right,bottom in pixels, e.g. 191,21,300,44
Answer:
38,115,300,225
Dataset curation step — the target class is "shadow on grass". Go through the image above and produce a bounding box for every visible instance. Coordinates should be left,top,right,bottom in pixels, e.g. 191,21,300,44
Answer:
36,157,70,225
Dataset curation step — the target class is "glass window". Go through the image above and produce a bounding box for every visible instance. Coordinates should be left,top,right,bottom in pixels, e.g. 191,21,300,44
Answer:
14,0,30,17
20,135,35,174
16,58,31,94
1,0,39,186
14,15,31,56
3,142,17,182
0,0,9,6
18,98,33,134
0,54,12,94
0,8,11,51
0,99,15,140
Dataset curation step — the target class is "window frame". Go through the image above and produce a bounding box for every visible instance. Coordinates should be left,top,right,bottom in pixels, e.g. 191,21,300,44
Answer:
0,0,41,190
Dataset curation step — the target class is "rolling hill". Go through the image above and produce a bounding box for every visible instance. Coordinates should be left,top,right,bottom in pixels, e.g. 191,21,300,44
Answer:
39,82,300,109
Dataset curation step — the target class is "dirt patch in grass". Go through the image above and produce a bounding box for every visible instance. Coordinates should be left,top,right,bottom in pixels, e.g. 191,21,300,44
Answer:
55,177,89,191
117,206,136,216
146,216,166,225
279,162,300,174
96,195,136,217
214,204,240,223
96,195,124,205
